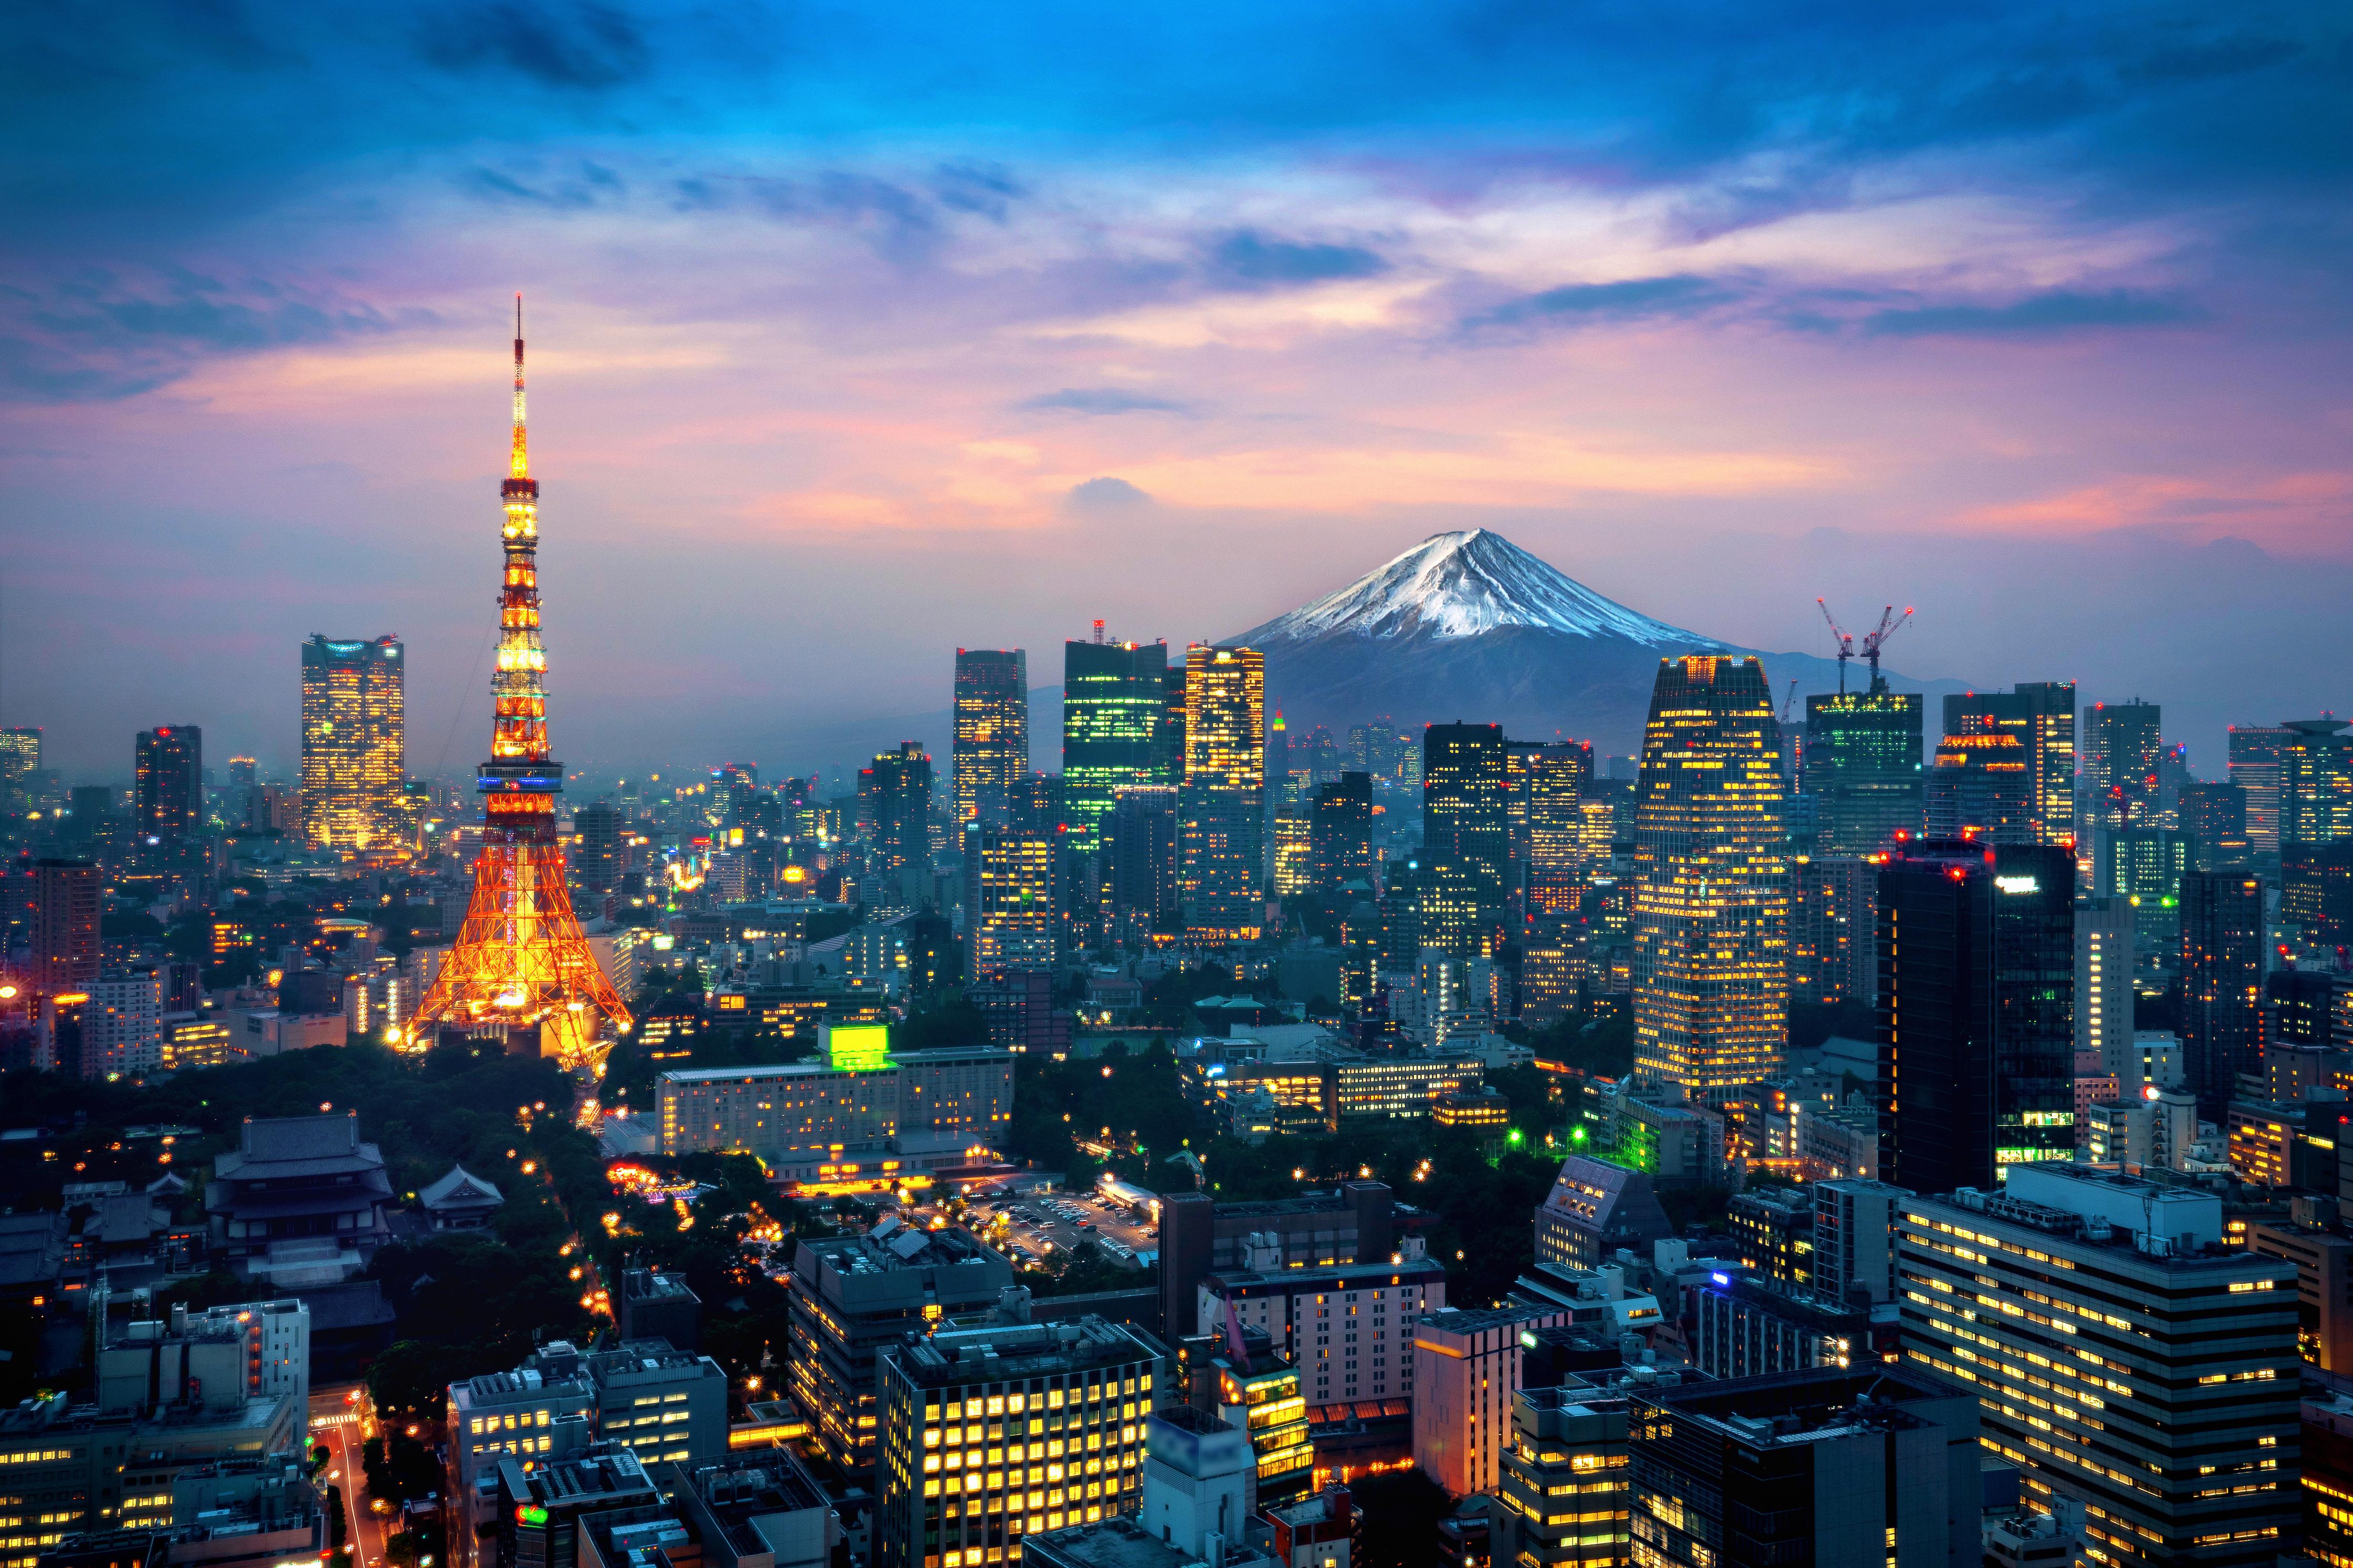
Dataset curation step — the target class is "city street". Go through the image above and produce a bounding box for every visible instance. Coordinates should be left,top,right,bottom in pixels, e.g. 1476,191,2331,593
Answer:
310,1384,390,1568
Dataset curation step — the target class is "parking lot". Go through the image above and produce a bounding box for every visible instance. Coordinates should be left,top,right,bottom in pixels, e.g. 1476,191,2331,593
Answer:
962,1189,1160,1271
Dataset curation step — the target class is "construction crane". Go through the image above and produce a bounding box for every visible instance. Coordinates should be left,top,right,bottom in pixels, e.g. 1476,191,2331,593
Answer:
1778,677,1798,724
1816,599,1914,694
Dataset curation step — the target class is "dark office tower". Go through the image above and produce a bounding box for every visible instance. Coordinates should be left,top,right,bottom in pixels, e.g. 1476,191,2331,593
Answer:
1510,740,1593,915
860,742,932,879
2263,970,2336,1052
1309,773,1374,895
1158,664,1188,785
1924,729,2032,842
300,633,405,851
951,648,1028,830
2230,724,2292,857
2086,699,2163,829
0,728,39,814
573,801,626,893
1061,638,1167,856
1013,771,1064,837
2279,717,2353,848
2282,843,2353,948
1377,863,1423,975
1788,855,1872,1007
2178,869,2266,1112
1422,723,1508,955
2178,778,2250,871
1179,645,1266,943
1631,655,1788,1102
134,725,202,845
1942,682,2076,846
1875,839,2075,1193
30,858,100,995
226,756,256,790
1804,686,1923,855
1103,784,1180,925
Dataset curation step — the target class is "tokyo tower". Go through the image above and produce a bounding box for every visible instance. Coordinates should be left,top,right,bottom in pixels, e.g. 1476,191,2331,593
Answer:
408,299,632,1070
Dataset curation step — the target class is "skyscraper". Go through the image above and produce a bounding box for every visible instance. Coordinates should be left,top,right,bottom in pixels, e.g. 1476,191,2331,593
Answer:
2086,699,2163,829
134,725,202,845
2178,870,2265,1112
28,858,100,996
1942,682,2076,846
951,648,1028,829
1874,839,2076,1193
1804,686,1923,855
1510,740,1592,916
2278,717,2353,848
1924,728,2032,842
2074,895,2135,1084
573,801,627,893
1788,854,1872,1008
2178,778,2250,871
1104,785,1181,927
963,825,1058,978
861,742,933,883
1422,723,1507,959
1062,638,1168,856
2097,829,2192,948
2228,724,2291,857
300,633,406,852
1309,773,1374,895
0,728,39,815
407,301,631,1067
1630,655,1788,1102
1179,645,1265,943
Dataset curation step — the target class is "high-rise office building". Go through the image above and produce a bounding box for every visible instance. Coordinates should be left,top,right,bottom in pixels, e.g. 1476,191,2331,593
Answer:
1788,854,1872,1007
1179,645,1265,944
2229,724,2292,858
134,724,202,845
1508,740,1592,915
1063,639,1168,857
572,801,626,893
2096,829,2192,948
1943,682,2076,847
952,649,1029,830
1805,686,1924,855
1925,727,2033,843
2178,778,2250,871
2086,699,2163,830
2279,717,2353,848
1103,786,1180,927
1423,723,1508,959
1876,839,2076,1194
0,727,39,815
1308,773,1373,895
1412,1306,1564,1499
1896,1168,2298,1568
2282,842,2353,947
862,742,933,881
300,633,406,851
2178,870,2265,1112
2074,895,2135,1082
1630,655,1788,1102
28,857,100,996
964,826,1058,978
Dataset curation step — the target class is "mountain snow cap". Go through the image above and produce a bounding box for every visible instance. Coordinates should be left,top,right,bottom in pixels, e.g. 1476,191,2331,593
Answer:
1243,529,1697,646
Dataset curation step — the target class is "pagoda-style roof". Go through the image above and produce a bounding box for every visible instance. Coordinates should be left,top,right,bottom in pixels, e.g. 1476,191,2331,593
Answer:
418,1165,505,1213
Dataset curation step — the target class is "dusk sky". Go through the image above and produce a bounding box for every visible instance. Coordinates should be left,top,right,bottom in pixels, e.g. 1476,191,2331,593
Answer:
7,1,2350,784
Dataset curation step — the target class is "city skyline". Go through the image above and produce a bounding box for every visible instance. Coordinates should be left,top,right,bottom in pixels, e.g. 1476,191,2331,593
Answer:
5,4,2350,777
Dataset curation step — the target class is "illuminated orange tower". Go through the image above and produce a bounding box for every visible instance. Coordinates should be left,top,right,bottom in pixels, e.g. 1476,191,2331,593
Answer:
410,299,631,1068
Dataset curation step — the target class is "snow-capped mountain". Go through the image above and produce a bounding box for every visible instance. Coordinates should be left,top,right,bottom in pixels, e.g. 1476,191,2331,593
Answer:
1230,529,1958,751
1245,530,1699,647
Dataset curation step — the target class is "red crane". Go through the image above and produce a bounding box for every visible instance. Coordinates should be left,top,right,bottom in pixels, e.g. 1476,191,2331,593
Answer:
1817,599,1914,694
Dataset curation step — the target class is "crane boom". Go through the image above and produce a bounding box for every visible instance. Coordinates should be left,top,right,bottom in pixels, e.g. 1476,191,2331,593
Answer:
1860,605,1915,689
1816,598,1856,694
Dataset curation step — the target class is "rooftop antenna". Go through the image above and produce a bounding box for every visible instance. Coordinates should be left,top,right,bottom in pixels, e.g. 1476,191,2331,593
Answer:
1092,619,1105,645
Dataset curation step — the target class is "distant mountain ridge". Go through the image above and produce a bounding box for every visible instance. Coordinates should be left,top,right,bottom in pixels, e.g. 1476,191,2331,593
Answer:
1229,529,1964,753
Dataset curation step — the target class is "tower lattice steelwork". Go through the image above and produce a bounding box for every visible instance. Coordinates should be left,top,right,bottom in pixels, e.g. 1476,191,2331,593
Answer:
409,299,631,1069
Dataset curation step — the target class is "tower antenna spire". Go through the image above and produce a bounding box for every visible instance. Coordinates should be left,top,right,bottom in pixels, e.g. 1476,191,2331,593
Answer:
510,293,529,481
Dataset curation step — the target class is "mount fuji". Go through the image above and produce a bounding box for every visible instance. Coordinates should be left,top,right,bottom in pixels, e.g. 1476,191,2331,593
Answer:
1228,530,1963,752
